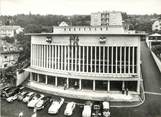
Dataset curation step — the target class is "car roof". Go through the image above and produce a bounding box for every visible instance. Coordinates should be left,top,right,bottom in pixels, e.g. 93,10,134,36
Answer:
103,102,109,109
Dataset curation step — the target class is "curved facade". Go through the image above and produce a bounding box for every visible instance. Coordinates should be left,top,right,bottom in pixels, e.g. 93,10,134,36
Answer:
26,26,143,99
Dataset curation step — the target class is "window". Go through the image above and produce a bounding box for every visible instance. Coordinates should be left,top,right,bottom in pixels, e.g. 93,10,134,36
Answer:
4,56,7,59
4,64,7,68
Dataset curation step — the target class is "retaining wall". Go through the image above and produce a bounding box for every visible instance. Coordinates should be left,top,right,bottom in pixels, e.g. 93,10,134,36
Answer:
151,51,161,72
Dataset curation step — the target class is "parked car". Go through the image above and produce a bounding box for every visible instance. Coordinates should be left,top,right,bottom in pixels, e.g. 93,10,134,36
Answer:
91,101,102,117
35,96,51,110
1,87,11,97
82,104,92,117
1,86,16,97
27,94,44,108
23,92,35,103
6,94,18,102
64,102,76,116
48,97,64,114
6,86,24,98
102,102,110,117
17,91,28,101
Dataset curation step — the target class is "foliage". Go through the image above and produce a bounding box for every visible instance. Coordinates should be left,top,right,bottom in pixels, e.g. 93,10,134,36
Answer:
2,36,15,44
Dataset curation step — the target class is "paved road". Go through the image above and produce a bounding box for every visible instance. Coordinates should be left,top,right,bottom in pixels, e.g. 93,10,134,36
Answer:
1,42,161,117
111,42,161,117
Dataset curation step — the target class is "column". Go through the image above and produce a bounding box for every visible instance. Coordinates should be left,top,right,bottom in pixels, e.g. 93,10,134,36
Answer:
30,72,33,81
107,81,110,92
79,46,81,72
120,47,122,73
99,47,101,73
116,46,118,73
137,80,140,93
132,46,135,73
31,44,33,66
95,46,97,73
111,47,113,73
37,74,40,82
47,45,49,68
128,47,130,73
87,46,89,72
93,80,95,91
55,45,57,69
122,81,125,90
68,46,70,70
55,76,57,86
67,78,69,88
58,45,60,69
91,46,93,72
75,46,77,71
44,45,46,68
124,47,126,73
61,46,63,70
79,79,82,90
103,46,105,73
45,75,48,84
64,46,67,70
71,46,73,71
52,45,54,69
83,46,85,72
107,47,109,73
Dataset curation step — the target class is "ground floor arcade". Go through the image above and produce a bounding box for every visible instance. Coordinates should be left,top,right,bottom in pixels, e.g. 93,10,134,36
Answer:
29,72,140,94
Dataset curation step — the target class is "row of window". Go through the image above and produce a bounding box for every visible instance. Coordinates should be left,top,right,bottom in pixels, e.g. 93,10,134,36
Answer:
31,45,138,73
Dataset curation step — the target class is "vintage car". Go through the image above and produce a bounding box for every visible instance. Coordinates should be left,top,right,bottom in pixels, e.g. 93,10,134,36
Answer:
23,92,35,103
48,97,64,114
64,102,76,116
6,94,17,102
102,102,110,117
35,96,51,110
82,104,92,117
27,94,44,108
91,101,102,117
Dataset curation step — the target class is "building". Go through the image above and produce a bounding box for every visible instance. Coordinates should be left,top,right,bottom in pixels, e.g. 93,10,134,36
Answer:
0,25,24,38
91,11,123,26
152,18,161,31
25,12,145,101
0,40,19,69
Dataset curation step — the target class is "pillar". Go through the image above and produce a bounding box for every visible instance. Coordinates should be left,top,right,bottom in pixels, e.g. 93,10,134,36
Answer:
93,80,95,91
107,81,110,92
45,75,48,84
79,79,82,90
137,80,140,93
67,78,69,88
55,76,57,86
122,81,125,90
30,72,33,81
37,74,39,82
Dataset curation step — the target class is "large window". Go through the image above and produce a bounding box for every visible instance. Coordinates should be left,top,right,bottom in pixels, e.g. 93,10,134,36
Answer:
32,45,138,74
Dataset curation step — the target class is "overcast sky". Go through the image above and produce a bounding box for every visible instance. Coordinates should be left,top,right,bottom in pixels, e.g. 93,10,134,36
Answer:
0,0,161,15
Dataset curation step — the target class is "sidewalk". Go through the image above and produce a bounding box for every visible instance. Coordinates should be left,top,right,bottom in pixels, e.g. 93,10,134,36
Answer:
27,81,143,107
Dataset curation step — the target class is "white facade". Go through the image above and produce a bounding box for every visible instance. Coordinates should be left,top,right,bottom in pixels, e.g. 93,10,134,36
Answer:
0,25,24,37
152,19,161,31
25,12,146,101
0,40,19,69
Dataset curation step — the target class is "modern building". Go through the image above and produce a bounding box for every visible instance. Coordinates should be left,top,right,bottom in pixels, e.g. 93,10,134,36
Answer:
26,12,145,101
91,11,123,26
0,25,24,38
0,40,19,69
152,18,161,32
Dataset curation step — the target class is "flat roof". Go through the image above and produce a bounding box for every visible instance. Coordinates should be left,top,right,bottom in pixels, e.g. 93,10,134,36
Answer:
26,32,147,36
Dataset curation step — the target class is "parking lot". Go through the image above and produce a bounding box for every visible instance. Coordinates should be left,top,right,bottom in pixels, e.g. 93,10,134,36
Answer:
1,95,83,117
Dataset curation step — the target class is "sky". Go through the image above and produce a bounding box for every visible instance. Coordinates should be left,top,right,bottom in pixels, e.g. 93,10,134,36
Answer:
0,0,161,16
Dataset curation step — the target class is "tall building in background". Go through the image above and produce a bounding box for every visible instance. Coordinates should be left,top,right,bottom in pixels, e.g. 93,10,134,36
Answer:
91,11,123,26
